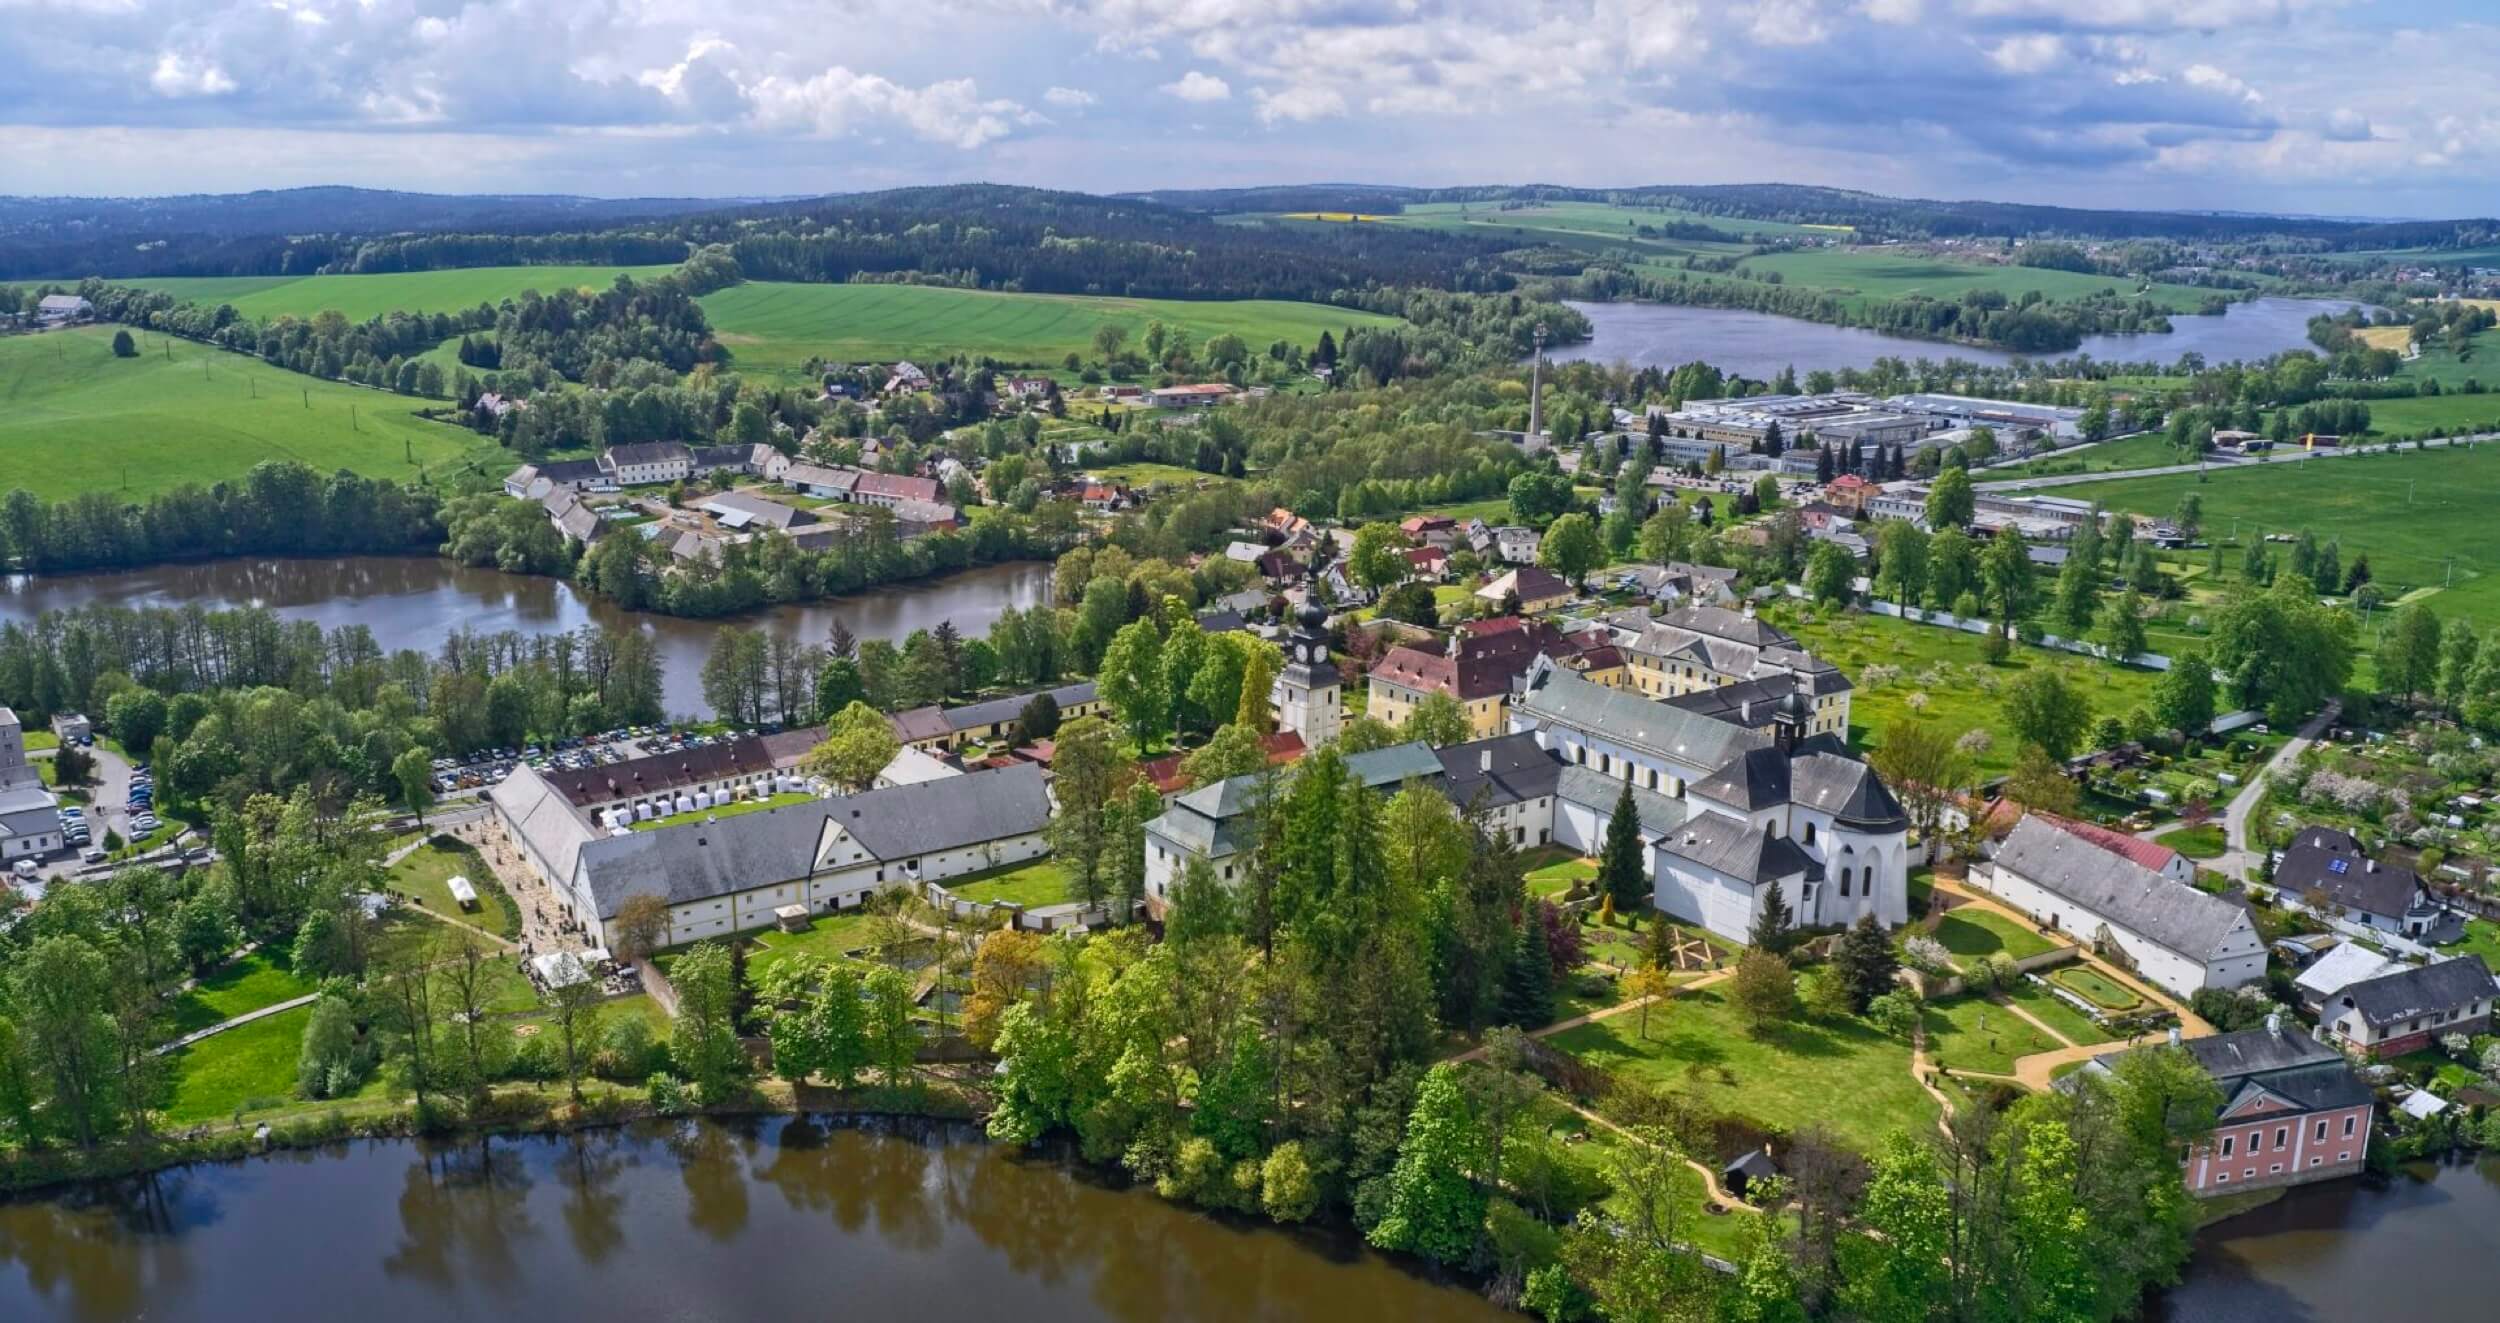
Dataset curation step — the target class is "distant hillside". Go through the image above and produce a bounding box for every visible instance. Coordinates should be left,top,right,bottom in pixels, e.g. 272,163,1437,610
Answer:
1123,182,2500,248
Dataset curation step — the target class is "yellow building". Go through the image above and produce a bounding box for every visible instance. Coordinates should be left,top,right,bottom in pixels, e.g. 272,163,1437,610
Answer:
1621,605,1851,739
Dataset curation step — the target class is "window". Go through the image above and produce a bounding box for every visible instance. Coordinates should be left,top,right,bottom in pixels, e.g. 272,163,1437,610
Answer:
2314,1119,2328,1142
2343,1115,2357,1137
2216,1171,2229,1183
2271,1164,2283,1174
1840,869,1852,899
2275,1127,2289,1151
2221,1135,2233,1157
1803,822,1817,846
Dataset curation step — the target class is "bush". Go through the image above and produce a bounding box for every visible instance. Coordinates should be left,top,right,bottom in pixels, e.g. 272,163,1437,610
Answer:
596,1014,661,1082
1867,989,1922,1039
1524,1264,1595,1323
647,1071,691,1115
1261,1141,1320,1222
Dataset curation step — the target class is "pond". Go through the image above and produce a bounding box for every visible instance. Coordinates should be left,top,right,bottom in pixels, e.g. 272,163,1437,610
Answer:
2150,1156,2500,1322
0,557,1054,718
0,1117,1511,1323
1547,297,2369,378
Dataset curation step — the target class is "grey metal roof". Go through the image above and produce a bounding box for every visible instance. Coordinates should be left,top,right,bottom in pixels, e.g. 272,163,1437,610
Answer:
2180,1025,2347,1080
604,441,692,468
1162,740,1444,835
1690,746,1789,811
1994,814,2250,960
938,681,1097,735
1653,808,1821,886
1513,664,1768,773
1788,751,1909,831
2276,826,2421,922
2083,1027,2373,1116
825,762,1052,860
1556,765,1687,837
579,800,842,919
2333,955,2497,1030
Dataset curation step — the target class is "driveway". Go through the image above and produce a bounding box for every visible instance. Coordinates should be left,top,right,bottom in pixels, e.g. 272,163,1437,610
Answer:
2215,700,2340,884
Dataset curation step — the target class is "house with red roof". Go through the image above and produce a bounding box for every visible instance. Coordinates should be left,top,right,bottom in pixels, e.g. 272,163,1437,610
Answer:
1366,615,1576,738
1401,545,1450,582
1138,731,1308,802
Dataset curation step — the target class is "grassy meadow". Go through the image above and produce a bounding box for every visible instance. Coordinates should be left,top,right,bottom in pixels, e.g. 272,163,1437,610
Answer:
131,264,680,321
0,325,504,500
2059,441,2500,630
1731,249,2216,313
699,282,1399,377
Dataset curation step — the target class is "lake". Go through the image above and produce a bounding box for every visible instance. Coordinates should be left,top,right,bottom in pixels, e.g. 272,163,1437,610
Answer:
0,1118,1509,1323
0,557,1055,718
1548,297,2368,378
2151,1157,2500,1322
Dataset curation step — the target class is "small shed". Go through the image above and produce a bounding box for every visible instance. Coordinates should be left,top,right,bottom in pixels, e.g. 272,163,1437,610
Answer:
1722,1147,1781,1202
2397,1088,2451,1121
446,875,479,912
773,903,811,933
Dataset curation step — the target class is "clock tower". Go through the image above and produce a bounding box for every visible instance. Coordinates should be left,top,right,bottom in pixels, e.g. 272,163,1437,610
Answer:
1272,605,1343,746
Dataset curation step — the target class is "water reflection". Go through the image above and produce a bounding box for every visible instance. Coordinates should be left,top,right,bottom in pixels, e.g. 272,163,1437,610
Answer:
0,1119,1510,1323
0,557,1054,717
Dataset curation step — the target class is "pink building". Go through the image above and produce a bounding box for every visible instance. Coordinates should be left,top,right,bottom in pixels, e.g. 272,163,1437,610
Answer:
2078,1018,2375,1196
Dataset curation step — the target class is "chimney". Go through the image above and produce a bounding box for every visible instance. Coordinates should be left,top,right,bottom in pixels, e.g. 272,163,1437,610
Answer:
1740,699,1752,724
2266,1011,2283,1039
2167,1027,2183,1048
1480,748,1493,775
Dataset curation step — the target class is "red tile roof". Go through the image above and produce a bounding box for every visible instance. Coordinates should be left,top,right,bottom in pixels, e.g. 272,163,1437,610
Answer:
1370,618,1570,702
2036,811,2183,875
1139,731,1308,793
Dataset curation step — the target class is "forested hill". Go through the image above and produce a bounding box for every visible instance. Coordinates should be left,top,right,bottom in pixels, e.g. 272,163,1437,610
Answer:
1,184,1525,302
0,187,734,280
1124,181,2500,248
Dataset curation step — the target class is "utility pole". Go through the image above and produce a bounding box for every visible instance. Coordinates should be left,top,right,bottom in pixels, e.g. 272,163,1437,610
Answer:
1526,323,1547,443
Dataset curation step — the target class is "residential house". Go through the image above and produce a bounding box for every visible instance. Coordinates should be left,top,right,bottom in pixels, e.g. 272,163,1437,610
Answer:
1823,473,1881,514
851,471,944,510
1598,562,1740,610
2073,1018,2374,1195
598,442,694,487
1401,546,1451,582
542,489,605,545
1399,515,1461,549
1476,566,1573,614
35,294,92,324
2292,941,2413,1014
1263,507,1314,540
503,458,606,499
692,443,792,480
1977,814,2266,998
1366,616,1573,738
1002,376,1054,401
2321,956,2496,1058
782,462,860,500
2275,826,2445,936
1147,383,1236,409
884,361,931,395
1488,525,1541,565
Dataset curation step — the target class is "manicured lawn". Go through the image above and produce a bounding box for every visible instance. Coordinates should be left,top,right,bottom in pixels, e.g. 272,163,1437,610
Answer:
2447,919,2500,969
23,729,57,751
2050,965,2143,1011
2155,824,2228,859
168,950,316,1035
1923,995,2061,1076
133,264,679,322
699,281,1399,377
2008,978,2114,1046
0,326,508,500
1930,908,2061,968
1766,607,2163,778
2059,442,2500,633
162,1005,314,1124
1550,987,1939,1156
1089,462,1232,487
945,859,1075,909
388,838,521,939
747,912,878,981
630,790,820,831
1525,848,1598,899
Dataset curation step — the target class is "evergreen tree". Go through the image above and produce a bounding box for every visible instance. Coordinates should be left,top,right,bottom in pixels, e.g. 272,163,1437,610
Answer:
1499,916,1555,1028
1749,884,1794,953
1596,782,1648,915
1830,914,1900,1013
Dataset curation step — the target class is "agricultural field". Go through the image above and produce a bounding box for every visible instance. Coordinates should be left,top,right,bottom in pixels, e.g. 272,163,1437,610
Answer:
131,264,679,321
1990,431,2185,478
2059,442,2500,631
1765,607,2165,777
2356,391,2500,437
1380,199,1825,243
2386,332,2500,390
1731,248,2217,313
699,282,1398,377
0,325,501,501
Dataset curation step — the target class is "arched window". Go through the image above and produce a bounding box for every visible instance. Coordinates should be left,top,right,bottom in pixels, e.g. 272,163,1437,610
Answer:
1802,821,1817,846
1840,867,1853,898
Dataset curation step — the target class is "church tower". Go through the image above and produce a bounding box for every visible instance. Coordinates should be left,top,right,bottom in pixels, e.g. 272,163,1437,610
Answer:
1272,605,1343,746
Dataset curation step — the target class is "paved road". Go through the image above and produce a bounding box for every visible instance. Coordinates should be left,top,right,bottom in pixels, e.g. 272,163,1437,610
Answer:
2216,700,2340,884
1975,433,2489,492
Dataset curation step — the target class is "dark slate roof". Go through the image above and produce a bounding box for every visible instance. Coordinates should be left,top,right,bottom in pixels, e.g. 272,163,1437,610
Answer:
542,736,776,806
1691,746,1789,811
2333,955,2497,1030
824,762,1053,860
938,681,1098,735
579,800,841,918
1660,604,1797,650
1663,676,1796,729
1436,733,1563,811
1994,814,2249,959
1654,809,1822,886
2084,1026,2373,1116
605,441,692,468
539,458,605,484
2181,1024,2347,1080
2276,826,2421,921
1789,751,1910,831
2233,1061,2377,1114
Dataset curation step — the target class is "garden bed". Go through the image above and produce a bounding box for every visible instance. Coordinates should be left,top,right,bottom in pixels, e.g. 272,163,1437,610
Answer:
2049,964,2144,1011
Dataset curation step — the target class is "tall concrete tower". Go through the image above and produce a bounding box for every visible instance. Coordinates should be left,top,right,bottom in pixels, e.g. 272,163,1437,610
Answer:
1525,322,1548,441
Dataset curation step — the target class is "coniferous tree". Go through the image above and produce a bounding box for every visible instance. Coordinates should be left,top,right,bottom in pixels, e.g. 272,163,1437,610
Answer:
1749,884,1795,953
1830,914,1900,1013
1499,916,1555,1028
1597,782,1649,916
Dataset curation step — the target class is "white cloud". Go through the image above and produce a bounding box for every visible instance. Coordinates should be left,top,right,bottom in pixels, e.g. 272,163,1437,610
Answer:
1043,86,1096,108
1986,34,2064,74
745,68,1031,148
149,52,236,98
1252,84,1346,124
1161,70,1231,101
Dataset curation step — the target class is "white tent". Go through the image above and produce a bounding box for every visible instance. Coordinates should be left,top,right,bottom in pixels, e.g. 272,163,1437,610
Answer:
446,875,479,911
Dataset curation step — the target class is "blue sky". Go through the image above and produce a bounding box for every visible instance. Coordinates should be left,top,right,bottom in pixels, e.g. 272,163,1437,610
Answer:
3,0,2494,218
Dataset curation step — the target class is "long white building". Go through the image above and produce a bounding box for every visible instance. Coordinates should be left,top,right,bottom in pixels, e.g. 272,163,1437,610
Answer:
1977,814,2265,998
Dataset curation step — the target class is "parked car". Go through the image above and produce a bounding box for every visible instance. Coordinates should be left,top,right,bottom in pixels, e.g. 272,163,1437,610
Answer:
80,849,106,865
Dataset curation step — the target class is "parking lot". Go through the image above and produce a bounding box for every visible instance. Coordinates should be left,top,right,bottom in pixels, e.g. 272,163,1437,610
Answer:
429,724,748,797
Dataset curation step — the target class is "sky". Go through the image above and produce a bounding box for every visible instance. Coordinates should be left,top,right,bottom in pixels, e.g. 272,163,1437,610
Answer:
3,0,2496,218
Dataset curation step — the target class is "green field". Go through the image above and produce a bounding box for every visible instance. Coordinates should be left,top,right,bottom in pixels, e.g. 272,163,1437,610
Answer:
1732,249,2215,313
132,264,680,321
1550,986,1938,1156
1924,994,2060,1076
1991,431,2185,478
0,326,504,500
2059,442,2500,630
169,950,316,1035
1768,608,2164,777
699,282,1400,376
1932,909,2061,969
2354,392,2500,438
